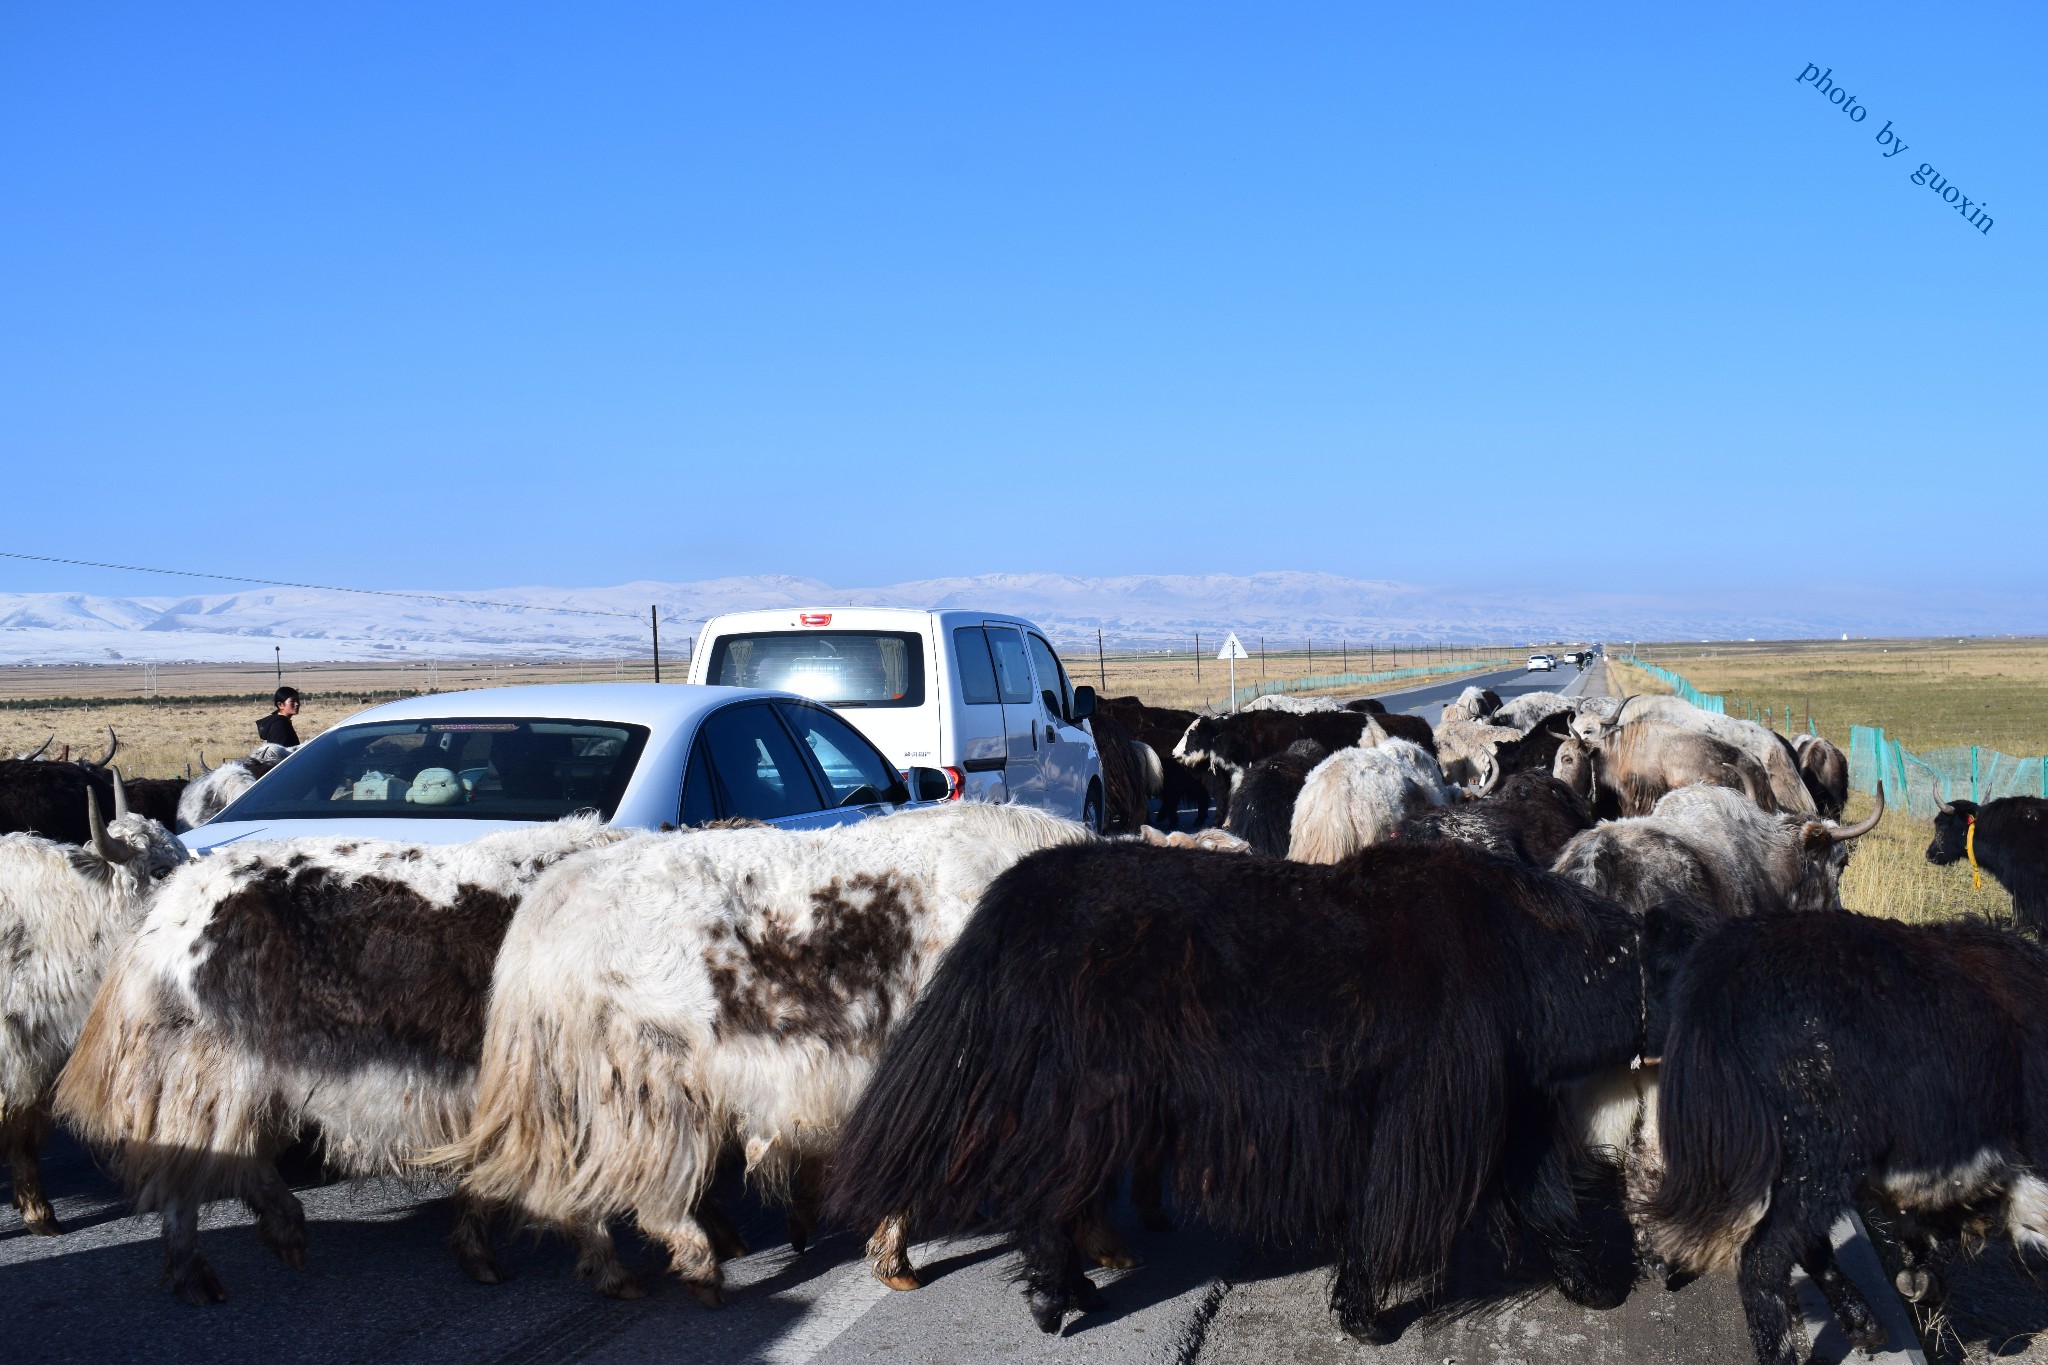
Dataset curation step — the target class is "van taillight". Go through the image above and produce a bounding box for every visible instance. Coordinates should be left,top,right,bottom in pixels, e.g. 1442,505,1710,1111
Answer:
942,766,965,800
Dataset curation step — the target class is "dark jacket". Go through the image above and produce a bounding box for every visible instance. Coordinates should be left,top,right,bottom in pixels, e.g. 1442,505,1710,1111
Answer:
257,712,300,747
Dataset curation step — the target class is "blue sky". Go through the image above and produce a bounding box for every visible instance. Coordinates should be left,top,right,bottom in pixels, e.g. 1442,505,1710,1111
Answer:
2,3,2040,603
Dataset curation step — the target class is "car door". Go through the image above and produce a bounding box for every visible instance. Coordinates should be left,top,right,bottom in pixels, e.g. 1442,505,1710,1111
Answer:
982,624,1043,807
678,701,847,830
1025,631,1092,819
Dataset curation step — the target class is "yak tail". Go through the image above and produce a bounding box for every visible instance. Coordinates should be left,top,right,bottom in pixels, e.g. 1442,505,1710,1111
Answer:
1640,987,1779,1274
1131,740,1164,799
824,881,1126,1239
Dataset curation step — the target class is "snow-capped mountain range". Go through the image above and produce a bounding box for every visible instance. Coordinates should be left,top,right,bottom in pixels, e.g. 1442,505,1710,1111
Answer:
0,572,2037,664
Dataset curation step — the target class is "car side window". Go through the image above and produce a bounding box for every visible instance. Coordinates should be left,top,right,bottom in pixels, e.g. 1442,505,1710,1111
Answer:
776,703,898,806
985,627,1035,705
1027,634,1072,720
679,735,720,826
693,704,825,820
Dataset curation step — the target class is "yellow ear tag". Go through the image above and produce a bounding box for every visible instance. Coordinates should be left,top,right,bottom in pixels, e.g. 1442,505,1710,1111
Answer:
1967,815,1983,891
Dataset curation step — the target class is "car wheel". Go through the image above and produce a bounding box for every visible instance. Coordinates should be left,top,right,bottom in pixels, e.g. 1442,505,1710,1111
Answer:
1082,783,1104,835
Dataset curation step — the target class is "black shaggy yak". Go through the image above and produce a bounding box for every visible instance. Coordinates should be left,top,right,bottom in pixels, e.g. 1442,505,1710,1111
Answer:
1928,797,2048,934
0,761,182,843
1645,910,2048,1365
1398,770,1594,867
826,839,1667,1339
1096,697,1216,829
1222,739,1328,856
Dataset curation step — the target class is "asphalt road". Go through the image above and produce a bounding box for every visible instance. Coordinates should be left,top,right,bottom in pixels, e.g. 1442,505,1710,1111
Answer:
1,657,1935,1364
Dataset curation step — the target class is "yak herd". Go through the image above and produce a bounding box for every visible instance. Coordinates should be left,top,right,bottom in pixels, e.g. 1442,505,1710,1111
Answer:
3,682,2048,1365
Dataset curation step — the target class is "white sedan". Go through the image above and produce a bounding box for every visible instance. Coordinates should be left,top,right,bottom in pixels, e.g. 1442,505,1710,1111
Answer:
1526,654,1557,672
180,683,948,854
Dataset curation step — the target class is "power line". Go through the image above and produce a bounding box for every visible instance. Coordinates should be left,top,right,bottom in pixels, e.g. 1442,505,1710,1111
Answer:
0,549,687,623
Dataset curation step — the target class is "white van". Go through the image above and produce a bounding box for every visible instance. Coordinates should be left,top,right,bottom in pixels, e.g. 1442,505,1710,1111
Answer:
689,608,1105,829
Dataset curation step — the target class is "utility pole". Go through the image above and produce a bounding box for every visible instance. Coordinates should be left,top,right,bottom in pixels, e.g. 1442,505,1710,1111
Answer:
1260,635,1266,682
274,646,281,685
651,606,661,684
1195,633,1201,689
1097,630,1106,690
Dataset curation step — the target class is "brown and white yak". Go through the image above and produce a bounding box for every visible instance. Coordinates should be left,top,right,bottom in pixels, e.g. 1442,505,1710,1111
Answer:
52,816,631,1303
435,802,1098,1306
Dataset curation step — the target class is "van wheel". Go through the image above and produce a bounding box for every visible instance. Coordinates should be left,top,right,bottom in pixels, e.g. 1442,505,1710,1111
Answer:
1082,784,1104,835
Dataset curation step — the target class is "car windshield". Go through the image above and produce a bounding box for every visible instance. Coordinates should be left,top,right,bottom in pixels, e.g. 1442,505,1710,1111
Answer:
213,717,651,823
706,631,924,707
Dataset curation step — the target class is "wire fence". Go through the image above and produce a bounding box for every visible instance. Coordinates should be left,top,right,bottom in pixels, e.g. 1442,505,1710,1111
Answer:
1617,654,2048,819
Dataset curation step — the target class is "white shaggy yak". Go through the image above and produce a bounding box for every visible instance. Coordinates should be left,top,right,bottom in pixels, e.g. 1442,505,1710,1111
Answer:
1575,696,1815,814
174,744,295,831
1432,716,1528,790
1240,694,1347,714
1490,690,1580,733
52,816,630,1303
1439,685,1502,724
1,780,185,1235
437,802,1095,1305
1286,739,1455,863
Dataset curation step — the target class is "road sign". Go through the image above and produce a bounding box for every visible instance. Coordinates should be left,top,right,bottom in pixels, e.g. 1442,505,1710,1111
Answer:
1217,632,1249,661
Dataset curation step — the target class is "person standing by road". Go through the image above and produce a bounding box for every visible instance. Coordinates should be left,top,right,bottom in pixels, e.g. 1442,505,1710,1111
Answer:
257,686,302,747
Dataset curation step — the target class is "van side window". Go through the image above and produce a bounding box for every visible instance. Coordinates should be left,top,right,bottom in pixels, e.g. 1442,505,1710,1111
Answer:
1027,634,1072,720
985,628,1035,705
953,627,1001,705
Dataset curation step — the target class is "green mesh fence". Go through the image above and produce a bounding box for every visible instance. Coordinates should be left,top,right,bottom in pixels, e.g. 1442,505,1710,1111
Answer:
1850,726,2048,818
1614,656,1726,714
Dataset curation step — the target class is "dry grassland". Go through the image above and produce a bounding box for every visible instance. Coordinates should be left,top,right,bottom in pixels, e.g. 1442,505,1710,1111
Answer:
1612,645,2036,929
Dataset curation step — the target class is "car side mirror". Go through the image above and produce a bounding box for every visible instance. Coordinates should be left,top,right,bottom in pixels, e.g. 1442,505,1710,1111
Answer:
1070,685,1096,722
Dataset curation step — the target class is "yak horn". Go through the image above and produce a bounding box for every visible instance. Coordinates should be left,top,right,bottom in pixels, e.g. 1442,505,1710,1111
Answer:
17,733,54,761
1830,782,1884,841
86,787,137,865
196,749,211,774
112,767,131,822
85,726,118,769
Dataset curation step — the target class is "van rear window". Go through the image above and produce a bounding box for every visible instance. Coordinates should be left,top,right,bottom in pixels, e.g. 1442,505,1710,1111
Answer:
707,631,925,708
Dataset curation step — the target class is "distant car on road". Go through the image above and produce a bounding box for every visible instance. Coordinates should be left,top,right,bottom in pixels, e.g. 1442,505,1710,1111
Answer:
179,683,944,854
1526,654,1557,672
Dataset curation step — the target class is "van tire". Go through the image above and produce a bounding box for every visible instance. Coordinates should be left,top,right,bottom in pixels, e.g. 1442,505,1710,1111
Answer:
1082,783,1104,835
